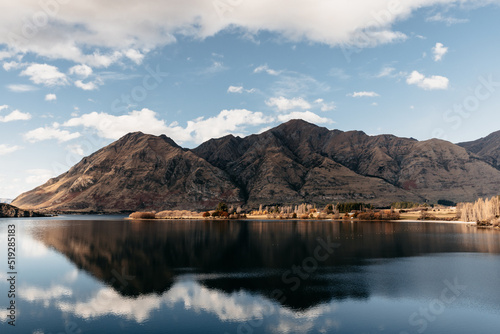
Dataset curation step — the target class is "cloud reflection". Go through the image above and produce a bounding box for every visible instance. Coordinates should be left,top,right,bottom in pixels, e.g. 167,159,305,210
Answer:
55,278,339,331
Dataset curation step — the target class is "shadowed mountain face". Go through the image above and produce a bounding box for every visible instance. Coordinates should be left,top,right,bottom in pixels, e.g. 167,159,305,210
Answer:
194,120,500,207
459,130,500,169
12,120,500,212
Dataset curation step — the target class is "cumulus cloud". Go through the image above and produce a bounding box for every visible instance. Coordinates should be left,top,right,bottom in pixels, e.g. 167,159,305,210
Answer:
69,64,93,78
3,61,25,71
45,93,57,101
266,96,311,111
348,91,380,98
63,108,272,144
406,70,449,90
0,144,21,155
20,64,68,86
0,108,31,122
277,111,333,124
0,1,493,67
432,42,448,61
24,125,81,143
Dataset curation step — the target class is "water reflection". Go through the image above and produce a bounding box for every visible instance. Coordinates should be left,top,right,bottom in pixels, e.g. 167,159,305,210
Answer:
2,218,500,334
33,220,500,307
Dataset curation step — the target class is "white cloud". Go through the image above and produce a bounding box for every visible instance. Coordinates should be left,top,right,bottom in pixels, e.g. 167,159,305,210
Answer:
25,169,54,184
3,61,24,71
348,91,380,98
227,85,244,93
0,144,21,155
74,80,99,91
266,96,311,111
277,111,333,124
183,109,272,143
0,109,31,122
432,42,448,61
63,109,170,140
0,1,491,66
124,49,145,64
21,64,68,86
254,64,281,76
45,93,57,101
24,125,81,143
406,70,449,90
66,144,85,156
314,99,336,112
426,13,469,26
63,108,272,144
7,84,38,92
69,64,93,78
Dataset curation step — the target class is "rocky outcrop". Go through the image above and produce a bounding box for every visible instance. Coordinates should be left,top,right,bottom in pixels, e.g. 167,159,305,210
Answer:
0,203,46,217
11,120,500,212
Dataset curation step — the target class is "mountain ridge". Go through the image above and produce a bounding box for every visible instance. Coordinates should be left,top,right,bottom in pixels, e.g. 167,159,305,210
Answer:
12,119,500,212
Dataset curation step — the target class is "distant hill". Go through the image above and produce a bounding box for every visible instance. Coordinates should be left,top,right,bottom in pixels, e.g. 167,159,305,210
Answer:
459,130,500,170
11,120,500,212
0,203,46,217
0,198,12,204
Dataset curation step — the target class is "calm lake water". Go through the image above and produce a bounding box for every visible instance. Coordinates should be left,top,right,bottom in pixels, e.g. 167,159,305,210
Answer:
1,216,500,334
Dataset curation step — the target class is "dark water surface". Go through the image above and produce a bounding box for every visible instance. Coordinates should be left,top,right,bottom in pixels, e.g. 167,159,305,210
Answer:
1,216,500,333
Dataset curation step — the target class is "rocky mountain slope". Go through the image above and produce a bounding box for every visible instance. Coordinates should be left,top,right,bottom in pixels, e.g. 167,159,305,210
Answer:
12,132,242,212
12,120,500,212
459,130,500,169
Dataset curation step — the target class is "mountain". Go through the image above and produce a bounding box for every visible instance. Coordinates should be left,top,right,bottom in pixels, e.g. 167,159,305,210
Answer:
194,120,500,206
0,203,46,217
12,132,242,212
12,120,500,212
458,130,500,169
0,198,12,204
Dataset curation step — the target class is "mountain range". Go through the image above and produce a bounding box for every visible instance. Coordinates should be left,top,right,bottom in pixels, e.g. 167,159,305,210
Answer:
11,119,500,212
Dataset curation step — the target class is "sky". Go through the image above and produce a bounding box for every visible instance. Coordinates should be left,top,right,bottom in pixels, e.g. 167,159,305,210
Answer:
1,0,500,199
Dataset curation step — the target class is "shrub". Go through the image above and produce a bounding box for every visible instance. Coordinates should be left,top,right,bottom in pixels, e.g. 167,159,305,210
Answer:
217,202,228,212
129,212,156,219
220,211,229,218
211,211,221,217
292,213,297,218
202,211,210,218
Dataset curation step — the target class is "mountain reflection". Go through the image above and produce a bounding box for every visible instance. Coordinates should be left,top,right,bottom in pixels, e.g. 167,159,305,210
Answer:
35,219,500,310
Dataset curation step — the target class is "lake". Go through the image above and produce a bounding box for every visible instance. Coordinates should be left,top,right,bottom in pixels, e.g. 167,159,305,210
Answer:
1,216,500,333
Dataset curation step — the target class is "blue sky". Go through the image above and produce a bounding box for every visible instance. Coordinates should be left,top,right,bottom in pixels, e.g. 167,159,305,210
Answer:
1,0,500,199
